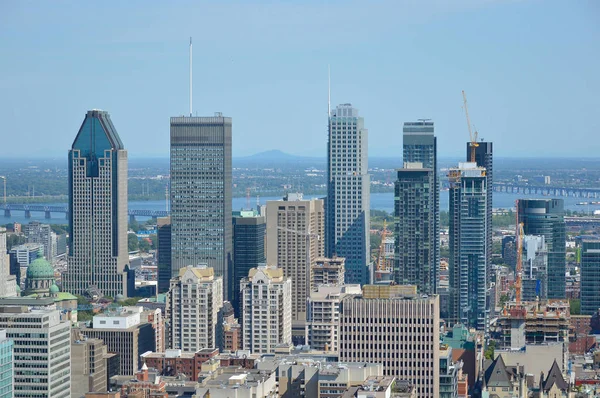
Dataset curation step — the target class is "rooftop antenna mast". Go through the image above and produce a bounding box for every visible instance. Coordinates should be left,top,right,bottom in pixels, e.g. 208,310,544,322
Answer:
189,37,193,117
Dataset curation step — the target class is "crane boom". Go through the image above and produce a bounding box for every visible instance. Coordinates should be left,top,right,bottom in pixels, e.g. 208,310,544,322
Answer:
462,90,479,162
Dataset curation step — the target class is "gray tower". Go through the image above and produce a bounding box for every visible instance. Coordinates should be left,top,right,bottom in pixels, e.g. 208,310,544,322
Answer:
517,199,566,299
402,121,439,292
326,104,370,285
394,163,435,293
170,114,233,299
64,110,129,297
449,162,488,331
581,240,600,315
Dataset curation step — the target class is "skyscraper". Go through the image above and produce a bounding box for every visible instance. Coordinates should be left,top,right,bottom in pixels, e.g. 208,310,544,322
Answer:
517,199,566,299
63,110,129,297
326,104,370,285
23,221,56,261
170,114,232,299
580,240,600,315
448,162,488,331
402,121,439,292
156,216,171,293
0,228,17,298
266,194,324,321
394,163,435,293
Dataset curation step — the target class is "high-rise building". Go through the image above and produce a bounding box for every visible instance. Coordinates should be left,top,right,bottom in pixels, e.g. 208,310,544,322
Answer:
170,115,232,299
23,221,56,261
232,210,266,316
326,104,370,285
0,229,17,298
403,121,439,291
580,240,600,315
0,306,71,398
71,337,109,397
166,266,223,352
338,288,440,397
156,216,171,293
63,110,129,297
517,199,566,299
311,257,345,289
467,142,493,288
449,162,488,331
266,194,324,321
241,265,292,354
394,162,435,293
0,330,13,398
522,235,548,301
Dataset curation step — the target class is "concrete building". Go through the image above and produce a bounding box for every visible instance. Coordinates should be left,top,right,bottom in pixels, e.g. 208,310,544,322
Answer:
403,121,439,292
449,162,488,331
71,337,109,398
232,210,266,316
439,345,461,398
241,265,292,354
0,228,17,298
141,348,218,381
326,104,370,285
394,163,436,293
63,110,129,297
305,284,362,352
170,115,233,299
517,199,566,299
0,330,13,398
317,362,385,397
0,306,70,398
193,366,278,397
338,289,440,397
166,266,223,352
522,235,548,301
311,257,346,290
24,221,56,261
266,193,324,321
156,216,171,294
581,240,600,315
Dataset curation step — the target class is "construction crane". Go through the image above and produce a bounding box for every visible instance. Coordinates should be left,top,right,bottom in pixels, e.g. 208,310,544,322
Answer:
462,90,479,162
515,200,524,305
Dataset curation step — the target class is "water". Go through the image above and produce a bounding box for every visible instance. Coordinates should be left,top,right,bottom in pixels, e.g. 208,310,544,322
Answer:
1,192,591,225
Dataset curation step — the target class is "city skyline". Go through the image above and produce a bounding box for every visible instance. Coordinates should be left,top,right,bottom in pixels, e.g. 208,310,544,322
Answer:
0,2,598,158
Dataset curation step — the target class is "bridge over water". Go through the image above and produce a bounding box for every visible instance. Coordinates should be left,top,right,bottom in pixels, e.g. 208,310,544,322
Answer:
492,183,600,198
0,204,168,221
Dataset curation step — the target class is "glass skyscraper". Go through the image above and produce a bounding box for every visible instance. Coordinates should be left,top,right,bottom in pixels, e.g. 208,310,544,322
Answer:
517,199,566,299
63,110,129,297
170,114,233,299
326,104,370,285
0,331,13,398
157,216,171,293
402,121,439,292
580,240,600,315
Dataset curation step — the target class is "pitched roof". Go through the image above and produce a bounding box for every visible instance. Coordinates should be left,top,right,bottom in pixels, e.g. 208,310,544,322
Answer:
541,360,568,392
484,355,512,388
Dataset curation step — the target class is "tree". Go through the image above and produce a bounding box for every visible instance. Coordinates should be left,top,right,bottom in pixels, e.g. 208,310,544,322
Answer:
6,234,25,251
139,239,151,253
49,224,68,235
150,234,158,250
128,233,139,252
499,294,509,308
570,299,581,315
484,340,497,360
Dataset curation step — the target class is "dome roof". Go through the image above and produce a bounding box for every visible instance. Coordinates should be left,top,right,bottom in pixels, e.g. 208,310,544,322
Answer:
115,294,125,302
49,284,60,294
26,258,55,280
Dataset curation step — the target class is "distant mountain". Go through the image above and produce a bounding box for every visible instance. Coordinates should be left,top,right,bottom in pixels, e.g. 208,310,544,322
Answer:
235,150,323,162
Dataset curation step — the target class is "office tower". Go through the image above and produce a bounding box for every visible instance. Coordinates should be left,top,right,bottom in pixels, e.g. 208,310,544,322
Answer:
241,265,292,354
23,221,56,261
467,142,493,286
0,307,70,398
338,289,440,397
232,210,266,316
0,330,13,398
517,199,566,299
157,216,172,293
170,114,232,299
166,266,223,352
580,240,600,315
266,194,324,321
78,307,155,376
71,337,109,397
63,110,129,297
394,163,435,293
521,235,548,301
311,257,345,289
326,104,370,285
0,229,17,298
305,284,361,352
448,162,488,331
403,121,439,292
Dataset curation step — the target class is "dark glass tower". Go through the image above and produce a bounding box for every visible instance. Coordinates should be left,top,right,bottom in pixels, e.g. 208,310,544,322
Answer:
232,212,266,316
581,240,600,315
157,216,171,293
402,121,439,292
170,114,233,299
517,199,566,299
63,110,129,297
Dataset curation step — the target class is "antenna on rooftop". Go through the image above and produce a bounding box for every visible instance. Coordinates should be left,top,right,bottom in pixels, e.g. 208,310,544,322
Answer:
189,37,193,117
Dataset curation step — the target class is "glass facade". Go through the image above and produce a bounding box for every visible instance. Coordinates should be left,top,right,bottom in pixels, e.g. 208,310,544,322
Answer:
0,332,13,398
157,217,172,293
580,240,600,315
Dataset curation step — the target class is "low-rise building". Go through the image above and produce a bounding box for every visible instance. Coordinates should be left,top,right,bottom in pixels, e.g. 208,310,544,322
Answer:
141,348,218,381
312,257,345,290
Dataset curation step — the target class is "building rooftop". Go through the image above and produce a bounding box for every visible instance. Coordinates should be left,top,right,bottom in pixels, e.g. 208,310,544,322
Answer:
177,265,214,279
248,265,284,282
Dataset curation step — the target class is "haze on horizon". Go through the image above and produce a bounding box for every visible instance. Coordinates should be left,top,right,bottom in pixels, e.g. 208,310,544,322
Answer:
0,1,598,159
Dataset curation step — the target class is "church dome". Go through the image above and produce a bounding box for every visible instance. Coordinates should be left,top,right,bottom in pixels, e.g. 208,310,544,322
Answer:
49,284,60,294
26,258,55,280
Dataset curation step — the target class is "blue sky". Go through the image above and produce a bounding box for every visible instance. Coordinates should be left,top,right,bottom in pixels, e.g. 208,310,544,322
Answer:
0,0,598,158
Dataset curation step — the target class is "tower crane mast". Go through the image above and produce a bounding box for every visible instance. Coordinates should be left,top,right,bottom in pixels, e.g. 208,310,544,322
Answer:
462,90,479,162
